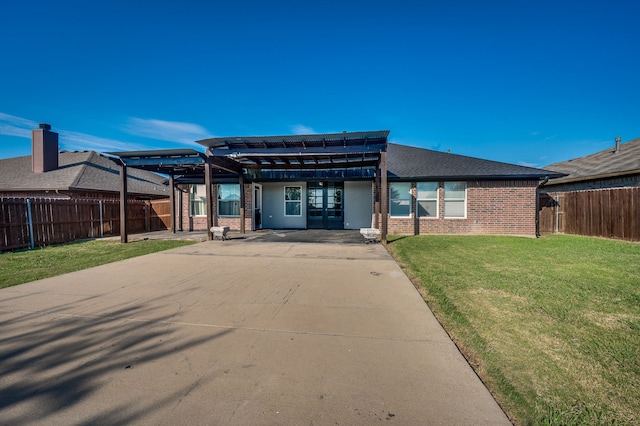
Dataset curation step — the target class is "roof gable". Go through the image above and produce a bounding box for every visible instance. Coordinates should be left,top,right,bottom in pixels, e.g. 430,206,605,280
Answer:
387,143,561,179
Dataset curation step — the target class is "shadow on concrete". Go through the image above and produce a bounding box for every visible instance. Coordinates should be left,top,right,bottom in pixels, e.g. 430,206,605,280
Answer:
0,294,232,425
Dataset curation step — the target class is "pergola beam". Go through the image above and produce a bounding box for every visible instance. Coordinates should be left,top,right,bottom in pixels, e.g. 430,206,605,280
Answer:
169,174,176,233
119,162,128,243
205,158,214,240
380,151,388,244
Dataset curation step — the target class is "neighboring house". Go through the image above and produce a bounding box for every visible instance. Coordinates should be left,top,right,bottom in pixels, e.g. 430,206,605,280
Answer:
542,137,640,191
0,124,169,200
538,137,640,241
109,130,562,239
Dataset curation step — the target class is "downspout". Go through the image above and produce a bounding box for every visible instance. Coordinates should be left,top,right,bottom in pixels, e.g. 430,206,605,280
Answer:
535,176,550,238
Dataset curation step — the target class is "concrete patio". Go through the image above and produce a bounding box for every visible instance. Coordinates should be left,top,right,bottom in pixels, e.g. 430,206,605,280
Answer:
0,239,511,425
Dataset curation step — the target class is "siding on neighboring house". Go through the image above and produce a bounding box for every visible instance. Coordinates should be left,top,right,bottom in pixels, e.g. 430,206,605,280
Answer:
541,174,640,192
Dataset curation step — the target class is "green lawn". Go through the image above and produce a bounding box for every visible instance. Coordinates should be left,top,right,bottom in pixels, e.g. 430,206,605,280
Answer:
0,239,196,289
387,234,640,426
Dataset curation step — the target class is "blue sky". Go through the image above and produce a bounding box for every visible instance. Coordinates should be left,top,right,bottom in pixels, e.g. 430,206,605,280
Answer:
1,0,638,167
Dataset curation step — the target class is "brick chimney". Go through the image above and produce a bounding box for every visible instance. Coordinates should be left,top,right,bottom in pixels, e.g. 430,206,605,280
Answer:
32,123,59,173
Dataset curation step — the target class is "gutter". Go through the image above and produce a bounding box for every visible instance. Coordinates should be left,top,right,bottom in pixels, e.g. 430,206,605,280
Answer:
535,176,550,238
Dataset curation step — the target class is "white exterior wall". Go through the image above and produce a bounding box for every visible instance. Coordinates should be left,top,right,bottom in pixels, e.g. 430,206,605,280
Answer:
261,182,307,229
344,181,373,229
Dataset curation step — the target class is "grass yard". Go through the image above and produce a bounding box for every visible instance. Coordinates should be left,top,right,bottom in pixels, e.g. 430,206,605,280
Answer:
0,239,196,289
387,234,640,426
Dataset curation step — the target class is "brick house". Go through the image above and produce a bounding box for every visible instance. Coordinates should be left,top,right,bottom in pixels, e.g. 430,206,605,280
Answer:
109,130,561,241
0,124,169,200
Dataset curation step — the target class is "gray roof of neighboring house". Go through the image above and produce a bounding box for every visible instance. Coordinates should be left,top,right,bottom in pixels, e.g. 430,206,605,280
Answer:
543,137,640,185
386,143,562,180
0,151,169,196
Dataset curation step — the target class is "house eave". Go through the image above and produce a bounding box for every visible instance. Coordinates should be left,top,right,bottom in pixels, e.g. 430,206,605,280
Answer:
387,174,559,181
544,169,640,186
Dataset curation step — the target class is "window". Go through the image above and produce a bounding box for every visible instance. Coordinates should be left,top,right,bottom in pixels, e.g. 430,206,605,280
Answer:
190,185,206,217
417,182,438,218
390,182,411,217
444,182,466,218
284,186,302,216
218,184,240,216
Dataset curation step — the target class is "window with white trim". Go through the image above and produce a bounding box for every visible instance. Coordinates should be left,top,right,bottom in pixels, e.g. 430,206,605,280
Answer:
416,182,438,218
444,182,466,218
218,184,240,217
284,186,302,216
190,184,206,217
390,182,412,217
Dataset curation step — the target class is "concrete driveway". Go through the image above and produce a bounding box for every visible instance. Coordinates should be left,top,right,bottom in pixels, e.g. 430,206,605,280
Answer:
0,240,511,425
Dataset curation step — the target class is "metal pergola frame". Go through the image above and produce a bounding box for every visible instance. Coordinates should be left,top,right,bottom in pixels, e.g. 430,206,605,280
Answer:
106,131,390,243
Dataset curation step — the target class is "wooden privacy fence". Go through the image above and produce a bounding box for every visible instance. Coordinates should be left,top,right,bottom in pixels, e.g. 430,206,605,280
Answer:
539,187,640,241
0,198,171,251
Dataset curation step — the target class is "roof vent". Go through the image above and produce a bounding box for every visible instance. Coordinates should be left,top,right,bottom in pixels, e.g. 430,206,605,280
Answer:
615,137,621,153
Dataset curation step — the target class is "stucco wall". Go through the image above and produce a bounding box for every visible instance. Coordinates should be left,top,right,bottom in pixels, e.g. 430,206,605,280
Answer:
261,182,307,229
344,181,373,229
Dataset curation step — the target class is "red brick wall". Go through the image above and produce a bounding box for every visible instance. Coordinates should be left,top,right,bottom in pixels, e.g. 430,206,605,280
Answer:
179,183,252,231
387,180,538,236
177,180,538,236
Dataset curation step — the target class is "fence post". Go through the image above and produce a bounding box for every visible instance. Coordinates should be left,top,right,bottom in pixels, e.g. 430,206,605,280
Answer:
555,195,560,234
26,198,35,249
99,200,104,238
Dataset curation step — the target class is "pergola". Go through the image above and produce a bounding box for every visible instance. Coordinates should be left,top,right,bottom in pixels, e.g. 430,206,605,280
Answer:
106,131,389,243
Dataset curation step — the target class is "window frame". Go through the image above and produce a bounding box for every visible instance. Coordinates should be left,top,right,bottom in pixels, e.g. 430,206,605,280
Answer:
443,181,467,219
189,184,207,217
389,182,412,217
416,181,439,218
284,186,302,217
217,183,241,217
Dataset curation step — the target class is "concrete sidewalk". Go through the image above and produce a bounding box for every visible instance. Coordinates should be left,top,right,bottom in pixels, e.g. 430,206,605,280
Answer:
0,240,511,425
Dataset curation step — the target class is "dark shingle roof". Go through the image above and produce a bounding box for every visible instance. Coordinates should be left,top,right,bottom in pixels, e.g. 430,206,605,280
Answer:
544,138,640,184
0,151,169,196
387,143,562,180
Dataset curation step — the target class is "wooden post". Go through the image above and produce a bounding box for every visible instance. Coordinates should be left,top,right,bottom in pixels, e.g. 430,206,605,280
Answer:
205,157,213,241
380,151,388,244
374,172,380,229
169,174,176,233
412,182,419,235
120,163,128,243
239,173,246,233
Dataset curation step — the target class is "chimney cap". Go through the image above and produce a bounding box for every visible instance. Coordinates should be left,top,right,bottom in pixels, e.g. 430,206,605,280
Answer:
39,123,51,130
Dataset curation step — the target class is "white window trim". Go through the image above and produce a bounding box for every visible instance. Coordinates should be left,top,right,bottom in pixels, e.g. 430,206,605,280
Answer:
416,182,439,219
217,183,241,217
190,184,207,217
444,182,467,219
389,182,413,218
284,186,302,217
